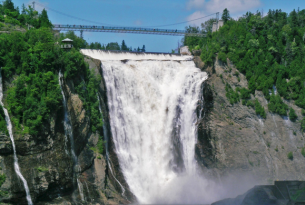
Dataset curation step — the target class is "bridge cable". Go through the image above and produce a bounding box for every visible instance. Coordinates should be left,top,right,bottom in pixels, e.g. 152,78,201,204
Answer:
34,1,120,26
33,2,216,28
140,13,217,28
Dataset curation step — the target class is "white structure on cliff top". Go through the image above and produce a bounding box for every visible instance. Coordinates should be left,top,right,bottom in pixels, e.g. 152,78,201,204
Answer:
212,19,224,32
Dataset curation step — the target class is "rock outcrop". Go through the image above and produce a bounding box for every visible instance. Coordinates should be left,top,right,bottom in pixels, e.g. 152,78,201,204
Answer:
195,56,305,186
212,181,305,205
0,57,129,204
1,51,304,204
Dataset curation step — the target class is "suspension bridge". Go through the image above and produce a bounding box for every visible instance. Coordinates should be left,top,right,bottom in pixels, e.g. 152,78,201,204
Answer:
32,1,219,37
52,24,207,37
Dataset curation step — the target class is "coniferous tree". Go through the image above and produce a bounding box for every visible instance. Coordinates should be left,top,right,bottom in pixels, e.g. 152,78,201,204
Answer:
222,8,230,23
21,4,26,14
3,0,15,11
121,40,128,51
106,42,120,50
39,9,52,28
290,9,298,28
141,45,146,52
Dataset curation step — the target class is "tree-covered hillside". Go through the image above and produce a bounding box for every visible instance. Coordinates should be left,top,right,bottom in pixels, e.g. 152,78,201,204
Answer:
0,0,103,137
185,8,305,120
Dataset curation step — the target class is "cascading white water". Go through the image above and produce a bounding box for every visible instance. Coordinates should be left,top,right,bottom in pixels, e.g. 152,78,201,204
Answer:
0,69,33,205
58,72,84,201
81,50,222,204
97,94,126,197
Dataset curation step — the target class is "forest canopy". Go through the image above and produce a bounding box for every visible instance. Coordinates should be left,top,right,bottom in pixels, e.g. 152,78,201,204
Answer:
184,8,305,118
0,0,104,136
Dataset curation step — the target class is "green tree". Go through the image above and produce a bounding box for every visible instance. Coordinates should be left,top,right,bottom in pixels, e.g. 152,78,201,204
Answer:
121,40,128,51
289,9,298,28
3,0,15,11
141,45,146,52
106,42,120,50
289,107,297,121
255,99,266,119
201,18,217,32
39,9,52,28
222,8,230,23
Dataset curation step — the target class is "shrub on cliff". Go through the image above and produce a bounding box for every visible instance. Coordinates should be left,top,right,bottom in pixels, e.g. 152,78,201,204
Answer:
301,148,305,157
255,99,266,119
218,52,227,62
0,174,6,187
289,108,297,121
287,152,293,160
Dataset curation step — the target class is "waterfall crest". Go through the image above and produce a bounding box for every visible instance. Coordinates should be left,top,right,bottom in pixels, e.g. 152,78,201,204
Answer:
0,69,33,205
82,50,215,203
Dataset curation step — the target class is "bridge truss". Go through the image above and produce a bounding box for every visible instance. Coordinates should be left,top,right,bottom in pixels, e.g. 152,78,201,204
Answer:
53,24,207,37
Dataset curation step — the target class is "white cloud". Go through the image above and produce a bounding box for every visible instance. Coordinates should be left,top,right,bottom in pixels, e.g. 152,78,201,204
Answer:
205,0,261,14
187,0,206,10
186,0,262,26
187,11,207,27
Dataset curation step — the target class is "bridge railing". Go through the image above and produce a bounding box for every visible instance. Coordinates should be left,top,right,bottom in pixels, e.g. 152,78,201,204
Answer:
53,24,207,36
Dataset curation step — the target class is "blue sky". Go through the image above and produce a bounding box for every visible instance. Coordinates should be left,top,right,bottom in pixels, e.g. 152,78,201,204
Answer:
12,0,303,52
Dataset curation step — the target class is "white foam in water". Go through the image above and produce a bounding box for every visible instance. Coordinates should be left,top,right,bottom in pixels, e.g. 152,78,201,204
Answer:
80,49,193,61
97,94,126,198
0,69,33,205
82,50,226,204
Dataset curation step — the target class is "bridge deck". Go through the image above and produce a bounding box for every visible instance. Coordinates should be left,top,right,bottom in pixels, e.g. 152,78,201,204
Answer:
53,24,206,37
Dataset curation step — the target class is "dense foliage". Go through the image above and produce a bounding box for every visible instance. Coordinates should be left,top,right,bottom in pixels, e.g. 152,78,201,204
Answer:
185,8,305,119
0,0,51,29
0,174,5,187
0,0,104,138
0,105,8,135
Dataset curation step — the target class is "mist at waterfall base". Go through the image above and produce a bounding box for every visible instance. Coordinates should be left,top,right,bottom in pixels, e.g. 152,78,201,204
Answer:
81,50,257,204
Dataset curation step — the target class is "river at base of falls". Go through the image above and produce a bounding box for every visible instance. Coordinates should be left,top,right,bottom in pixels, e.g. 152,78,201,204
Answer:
0,69,33,205
81,50,242,204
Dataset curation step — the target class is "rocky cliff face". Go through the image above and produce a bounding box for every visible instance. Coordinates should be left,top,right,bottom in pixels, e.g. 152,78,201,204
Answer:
1,51,304,204
0,57,129,204
195,55,305,186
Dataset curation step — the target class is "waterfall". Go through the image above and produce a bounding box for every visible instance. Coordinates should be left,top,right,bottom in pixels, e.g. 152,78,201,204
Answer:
97,94,126,197
0,69,33,205
82,50,220,204
58,71,84,201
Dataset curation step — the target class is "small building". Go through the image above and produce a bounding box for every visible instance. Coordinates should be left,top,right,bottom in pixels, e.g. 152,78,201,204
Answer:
61,38,73,49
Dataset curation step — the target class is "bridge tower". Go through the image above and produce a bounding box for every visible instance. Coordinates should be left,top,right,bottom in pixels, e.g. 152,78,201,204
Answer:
80,30,83,39
212,12,223,32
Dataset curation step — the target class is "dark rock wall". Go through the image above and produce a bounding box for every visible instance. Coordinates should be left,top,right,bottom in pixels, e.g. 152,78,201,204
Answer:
194,56,305,184
2,52,304,204
0,57,130,204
